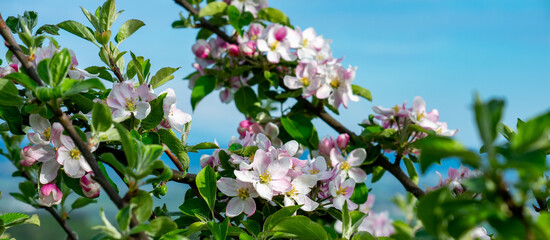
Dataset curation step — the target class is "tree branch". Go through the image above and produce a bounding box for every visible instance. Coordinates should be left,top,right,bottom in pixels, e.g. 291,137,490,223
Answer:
173,0,237,45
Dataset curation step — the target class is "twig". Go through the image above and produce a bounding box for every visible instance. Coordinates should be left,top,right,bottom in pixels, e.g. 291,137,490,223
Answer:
165,148,184,172
374,156,425,199
173,0,237,45
0,13,44,86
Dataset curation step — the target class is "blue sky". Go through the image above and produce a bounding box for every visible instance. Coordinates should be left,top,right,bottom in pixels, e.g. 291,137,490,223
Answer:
1,0,549,221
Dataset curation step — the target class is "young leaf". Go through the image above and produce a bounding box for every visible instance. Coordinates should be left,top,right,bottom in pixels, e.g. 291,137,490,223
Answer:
115,19,145,44
196,165,217,211
141,93,167,130
116,205,131,231
114,123,137,168
99,0,117,31
63,78,106,96
234,87,259,115
0,105,24,135
2,72,38,90
351,84,372,101
92,102,113,132
257,8,290,26
412,135,480,172
130,190,153,223
49,49,71,86
271,216,328,240
71,197,97,211
158,129,190,173
281,114,315,149
58,20,96,43
350,183,369,205
199,2,228,18
263,205,302,231
150,67,180,89
191,74,217,110
0,78,24,107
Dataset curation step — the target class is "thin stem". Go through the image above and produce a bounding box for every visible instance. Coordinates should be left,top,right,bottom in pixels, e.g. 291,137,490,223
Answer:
165,148,184,172
173,0,237,45
374,156,425,199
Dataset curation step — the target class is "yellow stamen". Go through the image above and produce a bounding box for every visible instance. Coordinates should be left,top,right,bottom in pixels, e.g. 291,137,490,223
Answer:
43,127,51,140
125,97,136,111
330,78,339,88
309,168,319,174
236,187,249,200
249,152,255,163
70,148,81,159
392,105,400,114
286,186,298,197
340,161,351,171
416,112,426,121
336,186,348,196
300,77,310,87
302,38,309,47
270,41,279,51
259,171,272,184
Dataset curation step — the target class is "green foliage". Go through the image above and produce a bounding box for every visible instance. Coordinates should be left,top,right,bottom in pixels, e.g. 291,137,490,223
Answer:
234,87,259,116
131,190,154,224
351,84,372,101
158,128,190,174
0,78,24,107
58,20,96,43
92,102,113,132
115,19,145,44
413,135,480,172
150,67,180,89
281,113,318,149
199,2,228,18
191,74,217,110
141,92,167,130
196,165,217,212
257,8,290,26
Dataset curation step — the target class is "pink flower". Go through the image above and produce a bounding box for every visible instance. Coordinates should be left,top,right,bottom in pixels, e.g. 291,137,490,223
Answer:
239,41,256,56
468,227,491,240
336,133,350,149
19,145,54,167
316,65,359,109
106,82,152,121
360,211,395,237
217,178,258,217
283,61,321,98
160,88,192,134
318,136,335,156
230,0,267,16
283,174,319,211
27,114,52,145
257,24,296,63
80,172,100,198
234,149,291,200
329,175,357,210
56,135,93,178
39,183,63,207
192,39,211,59
330,148,367,183
303,156,333,181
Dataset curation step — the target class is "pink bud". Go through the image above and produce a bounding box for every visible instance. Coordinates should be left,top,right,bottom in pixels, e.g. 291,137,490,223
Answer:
39,183,63,207
336,133,350,149
274,26,287,41
318,136,335,156
80,172,100,198
192,40,211,59
239,41,255,57
238,120,255,137
227,44,239,57
19,146,37,167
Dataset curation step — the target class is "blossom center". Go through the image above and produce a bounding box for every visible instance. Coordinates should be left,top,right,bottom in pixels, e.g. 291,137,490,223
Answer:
259,171,272,184
70,148,81,159
300,77,310,87
125,97,137,111
302,38,309,47
286,186,298,197
309,168,319,174
340,161,351,171
43,127,52,140
236,187,249,199
248,152,255,163
330,78,339,88
270,41,279,51
336,186,348,196
416,112,426,121
392,105,400,114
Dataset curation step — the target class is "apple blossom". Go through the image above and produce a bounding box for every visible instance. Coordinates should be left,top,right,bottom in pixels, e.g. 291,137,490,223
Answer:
160,88,192,134
229,0,267,16
283,61,321,98
217,178,259,217
316,65,359,109
303,156,333,181
39,183,63,207
257,24,296,63
80,172,101,198
336,133,350,150
329,175,357,210
106,81,153,121
28,114,53,145
330,148,367,183
56,135,93,178
283,174,319,211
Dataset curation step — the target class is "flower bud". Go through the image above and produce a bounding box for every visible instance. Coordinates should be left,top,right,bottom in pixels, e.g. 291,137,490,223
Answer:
239,41,255,57
39,183,63,207
318,136,335,156
192,39,211,59
19,146,37,167
336,133,350,149
227,44,239,57
274,26,287,41
80,172,100,198
238,120,254,137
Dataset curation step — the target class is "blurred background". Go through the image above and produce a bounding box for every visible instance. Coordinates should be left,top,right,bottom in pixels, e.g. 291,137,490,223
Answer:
1,0,549,238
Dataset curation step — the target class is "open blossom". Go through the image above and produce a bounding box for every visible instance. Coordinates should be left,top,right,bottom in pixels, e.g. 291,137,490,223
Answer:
283,61,321,98
160,88,192,134
295,27,325,60
81,172,100,198
234,149,291,200
329,175,357,210
283,174,319,211
331,148,367,183
257,24,297,63
217,178,258,217
409,96,440,130
56,135,93,178
28,114,53,145
230,0,267,16
39,183,63,207
20,145,54,167
106,82,153,121
428,165,477,194
303,156,333,181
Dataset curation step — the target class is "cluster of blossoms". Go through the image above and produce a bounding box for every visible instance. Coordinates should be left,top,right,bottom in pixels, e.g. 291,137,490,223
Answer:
368,96,458,137
334,195,396,237
13,43,194,206
224,0,268,17
427,165,479,195
190,20,358,109
201,121,369,218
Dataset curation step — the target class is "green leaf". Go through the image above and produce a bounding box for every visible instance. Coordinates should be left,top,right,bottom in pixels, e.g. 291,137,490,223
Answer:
511,111,550,152
350,183,369,205
150,67,180,89
371,165,385,183
351,85,372,101
148,216,178,238
196,165,217,211
92,102,113,132
141,93,167,130
130,190,153,224
129,52,146,84
179,198,210,220
0,213,29,227
352,232,376,240
115,19,145,44
67,94,94,113
199,2,228,18
188,142,219,152
62,172,85,197
85,66,113,82
208,218,229,240
403,157,418,184
81,7,102,32
276,90,302,99
58,20,96,43
191,74,217,110
116,205,131,231
281,114,315,149
0,78,24,107
142,132,160,145
412,135,480,172
242,220,260,236
234,87,259,115
263,205,302,231
71,197,97,210
271,216,328,240
0,105,24,135
19,181,36,198
115,123,137,168
2,72,38,90
473,95,504,154
49,49,71,86
63,78,106,96
257,8,290,26
158,129,190,173
99,0,117,31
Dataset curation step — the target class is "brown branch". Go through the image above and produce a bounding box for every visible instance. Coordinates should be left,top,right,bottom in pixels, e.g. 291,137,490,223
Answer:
173,0,237,45
109,55,124,82
0,13,44,86
20,171,78,240
165,148,184,172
